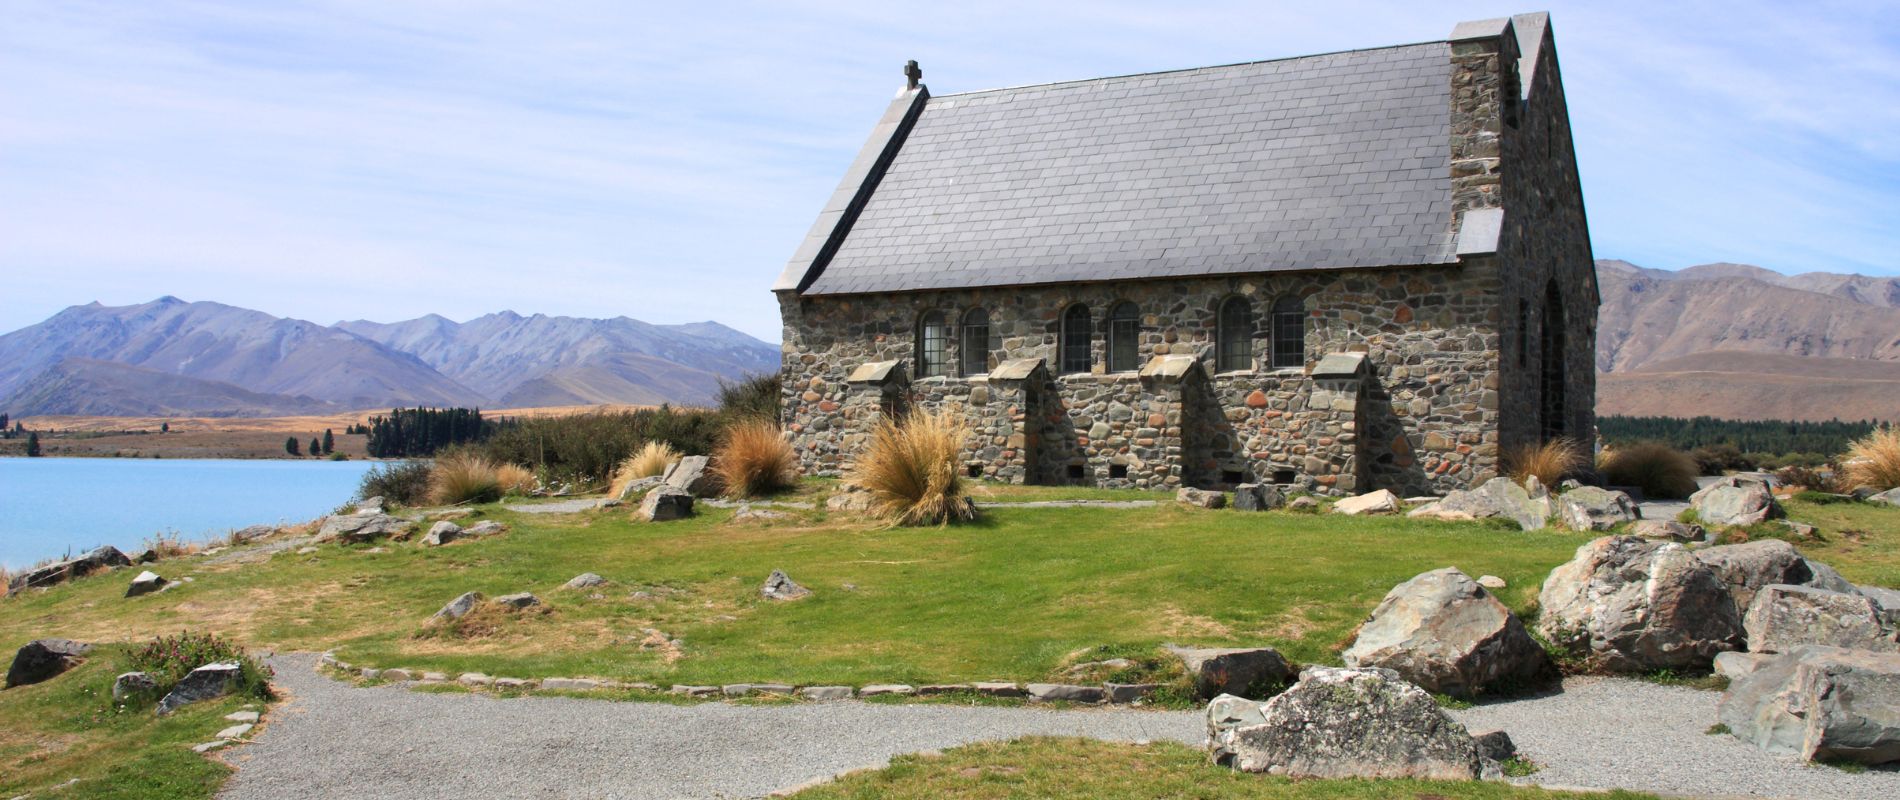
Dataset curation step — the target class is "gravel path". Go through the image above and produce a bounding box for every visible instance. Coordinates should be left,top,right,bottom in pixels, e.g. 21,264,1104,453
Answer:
217,654,1200,800
218,656,1894,799
501,498,604,514
1452,677,1900,800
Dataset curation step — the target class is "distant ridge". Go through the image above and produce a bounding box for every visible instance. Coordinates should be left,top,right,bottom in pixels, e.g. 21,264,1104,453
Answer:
1595,260,1900,422
0,298,779,417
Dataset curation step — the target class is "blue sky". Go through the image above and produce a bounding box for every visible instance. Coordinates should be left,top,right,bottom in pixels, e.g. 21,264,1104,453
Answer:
2,1,1896,343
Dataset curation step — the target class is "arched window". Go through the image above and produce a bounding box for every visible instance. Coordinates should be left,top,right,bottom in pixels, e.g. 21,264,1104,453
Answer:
1216,297,1253,373
1106,301,1140,373
1060,304,1092,374
915,310,947,378
960,308,990,376
1271,295,1305,369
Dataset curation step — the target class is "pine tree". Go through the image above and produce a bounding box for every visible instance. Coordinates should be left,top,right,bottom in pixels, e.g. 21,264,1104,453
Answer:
285,436,300,456
310,437,321,457
0,413,9,432
322,429,334,455
160,422,170,433
26,432,41,457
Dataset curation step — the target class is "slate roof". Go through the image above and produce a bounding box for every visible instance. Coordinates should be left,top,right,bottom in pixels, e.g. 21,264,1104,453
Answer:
796,42,1457,296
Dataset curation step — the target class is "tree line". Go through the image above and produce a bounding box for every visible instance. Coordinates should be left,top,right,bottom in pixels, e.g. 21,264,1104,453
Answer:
1598,415,1880,457
363,408,497,458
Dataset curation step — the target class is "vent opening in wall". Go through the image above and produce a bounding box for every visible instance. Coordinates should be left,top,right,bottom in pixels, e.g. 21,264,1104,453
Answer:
1109,464,1128,480
1067,463,1086,481
1272,468,1295,484
966,463,983,479
1221,469,1244,485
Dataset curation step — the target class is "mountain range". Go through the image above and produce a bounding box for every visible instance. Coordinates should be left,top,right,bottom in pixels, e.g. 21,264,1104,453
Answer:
1595,260,1900,422
0,297,780,417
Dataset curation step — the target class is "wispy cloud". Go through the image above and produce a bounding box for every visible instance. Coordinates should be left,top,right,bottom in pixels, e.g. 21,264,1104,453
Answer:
1,0,1896,341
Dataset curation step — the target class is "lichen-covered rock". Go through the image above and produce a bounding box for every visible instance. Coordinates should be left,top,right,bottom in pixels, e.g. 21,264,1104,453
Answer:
1207,666,1485,779
1343,568,1554,698
1627,519,1703,542
1718,645,1900,764
563,573,607,590
1166,645,1295,700
761,570,811,601
636,487,694,522
1743,584,1898,654
1176,487,1226,509
112,671,157,701
1691,477,1784,527
433,591,483,620
1537,536,1742,671
494,592,541,609
1556,487,1638,531
616,476,664,501
157,662,242,715
421,521,463,547
1713,651,1776,682
463,520,507,537
1695,540,1836,619
316,513,408,543
1332,489,1400,516
5,639,92,688
1232,484,1284,512
7,546,133,592
661,455,715,497
1405,478,1549,530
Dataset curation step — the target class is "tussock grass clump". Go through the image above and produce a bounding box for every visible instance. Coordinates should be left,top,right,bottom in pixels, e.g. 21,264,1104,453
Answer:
139,530,199,559
428,451,504,506
357,460,433,506
849,409,977,525
1844,425,1900,491
0,565,10,598
1598,440,1699,500
713,421,799,499
494,462,537,496
611,441,681,496
1505,438,1585,487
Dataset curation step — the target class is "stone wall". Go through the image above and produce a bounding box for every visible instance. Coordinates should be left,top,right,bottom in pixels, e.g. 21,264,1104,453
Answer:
777,259,1504,496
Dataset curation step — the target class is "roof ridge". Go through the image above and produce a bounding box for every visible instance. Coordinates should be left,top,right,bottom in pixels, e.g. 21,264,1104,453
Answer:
930,39,1444,100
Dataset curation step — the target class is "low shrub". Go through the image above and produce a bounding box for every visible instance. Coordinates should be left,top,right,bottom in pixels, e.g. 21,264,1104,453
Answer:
712,421,799,498
125,631,273,704
850,408,977,525
1776,464,1839,494
429,450,504,505
356,460,433,506
611,441,680,497
1844,425,1900,491
1505,438,1585,487
478,407,718,486
494,462,537,496
1598,440,1698,500
716,373,782,424
1689,444,1752,476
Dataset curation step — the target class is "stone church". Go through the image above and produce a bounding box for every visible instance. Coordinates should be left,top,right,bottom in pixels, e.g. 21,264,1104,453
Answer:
773,12,1594,497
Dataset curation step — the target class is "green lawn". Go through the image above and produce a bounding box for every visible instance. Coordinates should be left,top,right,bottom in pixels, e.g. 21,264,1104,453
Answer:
784,737,1663,800
1,495,1594,687
0,648,251,799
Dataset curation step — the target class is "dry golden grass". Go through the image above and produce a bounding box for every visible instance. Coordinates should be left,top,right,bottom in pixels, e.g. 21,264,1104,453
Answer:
429,451,504,505
494,462,537,496
1598,440,1699,500
1845,424,1900,491
1506,438,1586,487
611,441,681,497
0,566,11,599
849,409,978,525
712,421,799,499
139,531,201,559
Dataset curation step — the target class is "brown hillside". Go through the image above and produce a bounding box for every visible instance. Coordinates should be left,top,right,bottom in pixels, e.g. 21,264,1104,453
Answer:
1598,352,1900,423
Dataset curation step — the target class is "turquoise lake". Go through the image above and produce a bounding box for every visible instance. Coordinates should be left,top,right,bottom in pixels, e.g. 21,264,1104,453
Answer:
0,457,377,568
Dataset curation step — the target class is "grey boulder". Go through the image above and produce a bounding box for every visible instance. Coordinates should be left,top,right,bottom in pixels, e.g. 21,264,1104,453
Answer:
7,546,132,592
494,592,541,609
1556,487,1639,531
421,521,463,546
433,591,483,620
761,570,811,601
125,570,168,598
1742,584,1898,654
1342,567,1553,698
1537,536,1742,671
661,455,716,497
316,513,408,543
1406,477,1549,530
1627,519,1703,542
1232,483,1284,512
1207,666,1485,779
1332,489,1400,516
616,476,664,501
157,662,243,715
463,520,508,537
1175,487,1226,509
5,639,93,688
1867,487,1900,507
1166,645,1295,700
1718,645,1900,764
112,671,158,701
1691,476,1784,527
636,487,695,522
1694,540,1849,619
562,573,607,590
